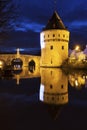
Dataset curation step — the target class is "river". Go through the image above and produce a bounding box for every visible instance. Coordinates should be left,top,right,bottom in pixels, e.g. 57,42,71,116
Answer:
0,67,87,130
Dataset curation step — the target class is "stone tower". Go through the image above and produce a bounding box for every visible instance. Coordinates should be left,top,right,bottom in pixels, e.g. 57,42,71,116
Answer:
40,11,70,67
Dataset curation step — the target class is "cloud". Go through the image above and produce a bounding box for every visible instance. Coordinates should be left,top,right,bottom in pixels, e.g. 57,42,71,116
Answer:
14,0,87,34
68,21,87,30
2,0,87,49
20,0,51,24
64,1,87,22
1,31,40,49
14,20,44,32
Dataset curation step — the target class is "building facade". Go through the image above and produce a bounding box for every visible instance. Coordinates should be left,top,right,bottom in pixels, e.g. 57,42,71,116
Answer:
40,11,70,67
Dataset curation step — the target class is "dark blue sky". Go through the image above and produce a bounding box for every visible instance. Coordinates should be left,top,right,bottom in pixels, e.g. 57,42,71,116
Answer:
1,0,87,51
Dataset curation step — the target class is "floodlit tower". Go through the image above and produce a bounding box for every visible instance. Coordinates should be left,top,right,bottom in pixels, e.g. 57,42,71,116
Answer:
40,11,70,67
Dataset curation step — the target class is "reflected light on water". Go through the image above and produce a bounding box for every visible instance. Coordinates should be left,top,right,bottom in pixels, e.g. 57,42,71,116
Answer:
75,79,79,87
39,84,44,101
68,70,87,89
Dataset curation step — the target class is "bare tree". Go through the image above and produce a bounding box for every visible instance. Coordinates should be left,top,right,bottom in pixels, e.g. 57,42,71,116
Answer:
0,0,20,39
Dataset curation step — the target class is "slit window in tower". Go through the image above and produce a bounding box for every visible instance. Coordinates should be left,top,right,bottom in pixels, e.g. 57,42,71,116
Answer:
53,34,55,37
50,84,53,89
61,85,64,89
51,59,52,64
51,71,52,75
62,46,64,50
50,45,53,50
52,97,54,100
58,34,60,37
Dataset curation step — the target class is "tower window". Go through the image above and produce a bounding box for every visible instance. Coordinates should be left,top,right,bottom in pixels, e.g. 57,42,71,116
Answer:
61,85,64,89
48,35,49,37
51,71,52,75
58,34,60,37
52,97,54,100
44,35,45,38
50,45,53,50
47,97,49,100
63,35,65,37
53,34,55,37
62,46,64,50
50,85,53,89
51,59,52,64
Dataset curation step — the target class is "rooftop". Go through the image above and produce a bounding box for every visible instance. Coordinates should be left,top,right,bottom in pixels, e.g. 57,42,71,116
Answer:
43,11,66,31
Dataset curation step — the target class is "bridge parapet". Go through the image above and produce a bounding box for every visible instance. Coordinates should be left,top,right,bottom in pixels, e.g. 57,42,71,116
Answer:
0,54,40,67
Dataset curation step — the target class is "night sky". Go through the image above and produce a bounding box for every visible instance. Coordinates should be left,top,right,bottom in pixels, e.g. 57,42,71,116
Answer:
1,0,87,52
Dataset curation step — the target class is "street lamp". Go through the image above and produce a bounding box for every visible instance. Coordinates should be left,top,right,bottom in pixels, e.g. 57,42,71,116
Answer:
75,45,80,51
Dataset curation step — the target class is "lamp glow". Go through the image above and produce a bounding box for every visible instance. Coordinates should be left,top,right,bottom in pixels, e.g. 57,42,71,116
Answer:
75,45,80,51
0,61,3,65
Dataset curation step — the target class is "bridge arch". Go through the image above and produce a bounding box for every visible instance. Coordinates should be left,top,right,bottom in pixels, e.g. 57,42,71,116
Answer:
11,58,23,70
28,59,35,73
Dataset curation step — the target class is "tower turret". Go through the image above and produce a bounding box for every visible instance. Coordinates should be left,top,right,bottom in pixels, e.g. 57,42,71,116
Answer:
40,11,70,67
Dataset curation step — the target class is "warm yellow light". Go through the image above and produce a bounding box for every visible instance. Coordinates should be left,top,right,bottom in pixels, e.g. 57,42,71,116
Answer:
75,45,80,51
75,79,78,86
0,61,3,65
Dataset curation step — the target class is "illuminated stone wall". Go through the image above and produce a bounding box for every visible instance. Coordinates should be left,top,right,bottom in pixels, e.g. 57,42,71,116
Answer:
40,30,69,67
0,54,40,68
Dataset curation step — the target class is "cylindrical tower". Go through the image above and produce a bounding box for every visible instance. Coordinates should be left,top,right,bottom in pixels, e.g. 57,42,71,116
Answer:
40,11,70,67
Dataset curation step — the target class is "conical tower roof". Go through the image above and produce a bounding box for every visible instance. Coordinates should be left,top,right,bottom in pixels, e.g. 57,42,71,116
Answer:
43,11,66,31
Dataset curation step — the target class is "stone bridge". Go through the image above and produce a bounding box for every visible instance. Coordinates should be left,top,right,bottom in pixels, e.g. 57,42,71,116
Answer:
0,53,40,68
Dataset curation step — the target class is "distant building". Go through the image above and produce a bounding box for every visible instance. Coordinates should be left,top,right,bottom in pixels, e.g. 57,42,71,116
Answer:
40,11,70,67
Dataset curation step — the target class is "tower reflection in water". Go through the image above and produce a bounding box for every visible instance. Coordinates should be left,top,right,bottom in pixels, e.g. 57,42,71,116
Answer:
39,68,68,105
39,68,87,119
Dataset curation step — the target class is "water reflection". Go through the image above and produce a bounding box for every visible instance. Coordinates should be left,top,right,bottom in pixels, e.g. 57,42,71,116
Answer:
40,68,68,105
0,66,87,94
0,66,87,91
68,70,87,89
0,67,86,128
0,67,87,124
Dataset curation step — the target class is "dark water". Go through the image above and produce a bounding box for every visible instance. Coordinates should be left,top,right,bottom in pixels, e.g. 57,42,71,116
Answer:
0,68,87,130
